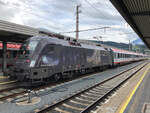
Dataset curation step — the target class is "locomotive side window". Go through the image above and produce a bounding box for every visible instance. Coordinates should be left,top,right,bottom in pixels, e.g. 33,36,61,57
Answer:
101,51,107,56
41,45,59,66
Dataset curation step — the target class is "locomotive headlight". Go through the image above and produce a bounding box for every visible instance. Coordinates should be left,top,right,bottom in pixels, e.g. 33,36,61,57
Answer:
30,60,36,67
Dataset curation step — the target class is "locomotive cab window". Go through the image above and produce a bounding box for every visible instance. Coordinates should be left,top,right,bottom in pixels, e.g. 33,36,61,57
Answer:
18,40,39,57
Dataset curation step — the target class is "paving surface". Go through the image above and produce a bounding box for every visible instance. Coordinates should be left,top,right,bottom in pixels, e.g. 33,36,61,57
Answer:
0,62,144,113
124,64,150,113
93,61,149,113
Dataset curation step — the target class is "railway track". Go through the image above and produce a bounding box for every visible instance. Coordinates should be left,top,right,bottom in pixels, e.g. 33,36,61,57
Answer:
0,80,17,85
35,62,148,113
0,86,25,101
0,62,146,103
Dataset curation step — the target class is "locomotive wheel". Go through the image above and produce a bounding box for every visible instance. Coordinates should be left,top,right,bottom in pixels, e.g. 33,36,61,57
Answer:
53,74,61,81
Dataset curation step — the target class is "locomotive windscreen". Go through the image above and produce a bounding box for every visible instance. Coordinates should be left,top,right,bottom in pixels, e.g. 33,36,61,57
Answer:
18,40,38,57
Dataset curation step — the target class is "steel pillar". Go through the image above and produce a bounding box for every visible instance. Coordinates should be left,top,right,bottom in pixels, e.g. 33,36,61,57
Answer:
2,41,7,75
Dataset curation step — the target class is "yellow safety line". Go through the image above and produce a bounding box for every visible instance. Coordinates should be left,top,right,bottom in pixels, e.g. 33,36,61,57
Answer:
0,80,17,85
117,64,150,113
0,76,9,79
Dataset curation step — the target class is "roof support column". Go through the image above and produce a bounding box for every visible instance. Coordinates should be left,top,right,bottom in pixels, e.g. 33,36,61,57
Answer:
2,41,7,75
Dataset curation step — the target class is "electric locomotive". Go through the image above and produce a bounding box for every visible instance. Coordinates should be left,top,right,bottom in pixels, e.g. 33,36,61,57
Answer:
11,36,114,85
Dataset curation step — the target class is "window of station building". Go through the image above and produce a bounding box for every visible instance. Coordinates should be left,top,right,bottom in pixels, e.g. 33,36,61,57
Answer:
0,50,2,58
13,51,18,58
6,51,17,58
6,51,10,58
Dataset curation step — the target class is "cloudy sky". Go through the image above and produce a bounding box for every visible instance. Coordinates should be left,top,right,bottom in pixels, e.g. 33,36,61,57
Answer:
0,0,143,44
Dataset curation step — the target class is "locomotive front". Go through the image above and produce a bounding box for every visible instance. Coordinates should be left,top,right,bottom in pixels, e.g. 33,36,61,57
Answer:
12,38,40,82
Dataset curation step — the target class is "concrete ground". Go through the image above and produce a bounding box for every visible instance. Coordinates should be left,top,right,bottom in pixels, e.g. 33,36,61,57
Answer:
94,62,150,113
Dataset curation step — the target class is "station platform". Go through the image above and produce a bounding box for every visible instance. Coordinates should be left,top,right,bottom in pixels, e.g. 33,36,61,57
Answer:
96,62,150,113
123,65,150,113
0,72,11,83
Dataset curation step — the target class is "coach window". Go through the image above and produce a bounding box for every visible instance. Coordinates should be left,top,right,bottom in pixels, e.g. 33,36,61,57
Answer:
117,53,119,58
119,53,120,58
113,53,115,58
115,53,117,58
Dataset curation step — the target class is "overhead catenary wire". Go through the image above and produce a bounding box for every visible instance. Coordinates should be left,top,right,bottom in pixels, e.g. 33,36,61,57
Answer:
0,0,136,39
83,0,132,31
83,0,110,20
59,26,111,33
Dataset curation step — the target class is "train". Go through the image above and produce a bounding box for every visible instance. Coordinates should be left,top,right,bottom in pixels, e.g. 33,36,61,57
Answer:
10,36,148,85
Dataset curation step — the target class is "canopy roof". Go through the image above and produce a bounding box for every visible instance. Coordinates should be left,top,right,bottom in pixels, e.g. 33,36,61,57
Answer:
0,20,38,43
110,0,150,48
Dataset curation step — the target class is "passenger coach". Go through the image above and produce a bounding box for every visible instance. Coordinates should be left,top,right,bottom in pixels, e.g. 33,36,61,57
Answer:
112,48,147,65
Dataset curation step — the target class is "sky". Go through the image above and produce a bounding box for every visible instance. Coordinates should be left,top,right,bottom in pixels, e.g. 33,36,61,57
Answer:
0,0,143,44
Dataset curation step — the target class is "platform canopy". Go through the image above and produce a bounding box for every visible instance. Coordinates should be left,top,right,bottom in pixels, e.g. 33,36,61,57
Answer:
110,0,150,48
0,20,39,43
